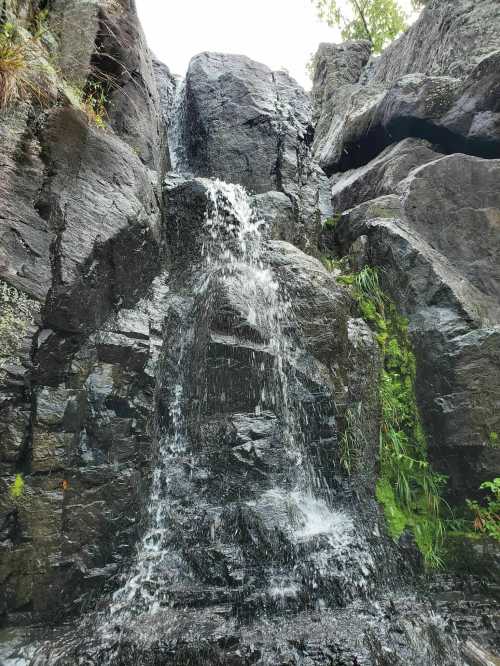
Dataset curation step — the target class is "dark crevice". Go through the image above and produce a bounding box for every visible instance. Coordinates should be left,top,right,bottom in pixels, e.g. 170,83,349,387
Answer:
271,72,285,193
328,117,500,175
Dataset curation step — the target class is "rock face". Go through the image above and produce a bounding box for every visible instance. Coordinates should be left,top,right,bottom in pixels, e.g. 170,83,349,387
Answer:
0,0,168,624
0,0,499,662
333,155,500,500
181,52,332,249
313,0,500,174
312,0,500,503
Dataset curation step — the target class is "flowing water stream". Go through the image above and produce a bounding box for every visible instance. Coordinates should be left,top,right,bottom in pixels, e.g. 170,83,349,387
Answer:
85,178,373,661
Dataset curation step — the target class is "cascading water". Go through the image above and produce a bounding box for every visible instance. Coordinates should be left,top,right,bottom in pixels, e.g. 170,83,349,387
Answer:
83,178,375,662
24,77,486,666
26,175,474,665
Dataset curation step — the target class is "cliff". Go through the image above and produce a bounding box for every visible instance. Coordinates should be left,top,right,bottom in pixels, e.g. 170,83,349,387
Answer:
0,0,498,663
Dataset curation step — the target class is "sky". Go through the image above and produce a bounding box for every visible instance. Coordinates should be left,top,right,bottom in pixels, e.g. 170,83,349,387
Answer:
136,0,416,90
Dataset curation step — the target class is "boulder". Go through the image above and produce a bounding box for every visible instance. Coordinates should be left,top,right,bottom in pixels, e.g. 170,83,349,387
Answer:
312,1,500,174
182,52,332,248
314,63,500,174
330,138,440,214
367,0,500,83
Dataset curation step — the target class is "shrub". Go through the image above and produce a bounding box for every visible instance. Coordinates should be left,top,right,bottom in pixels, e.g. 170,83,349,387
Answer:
0,21,26,108
467,478,500,541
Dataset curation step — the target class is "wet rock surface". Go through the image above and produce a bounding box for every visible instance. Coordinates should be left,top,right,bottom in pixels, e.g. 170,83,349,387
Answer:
0,0,166,626
0,0,499,662
181,52,332,249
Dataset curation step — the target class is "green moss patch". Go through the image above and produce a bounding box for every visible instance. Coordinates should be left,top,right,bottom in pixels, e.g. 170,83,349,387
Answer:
339,267,447,567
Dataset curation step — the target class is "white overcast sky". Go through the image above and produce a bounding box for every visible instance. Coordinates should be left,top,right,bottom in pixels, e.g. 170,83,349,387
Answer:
136,0,416,90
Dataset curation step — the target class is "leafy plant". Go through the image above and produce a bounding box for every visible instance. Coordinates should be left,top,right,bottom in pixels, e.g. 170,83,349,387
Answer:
340,266,447,566
82,80,108,128
65,80,108,128
30,8,50,39
340,402,366,475
467,478,500,541
10,473,25,500
313,0,408,54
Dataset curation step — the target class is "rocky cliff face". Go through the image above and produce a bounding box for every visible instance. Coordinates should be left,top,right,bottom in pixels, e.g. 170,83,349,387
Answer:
0,0,499,663
0,0,170,626
312,0,500,504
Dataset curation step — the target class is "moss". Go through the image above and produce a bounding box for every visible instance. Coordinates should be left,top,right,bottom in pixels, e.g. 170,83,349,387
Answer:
375,478,407,538
488,431,499,447
9,473,25,499
341,267,447,567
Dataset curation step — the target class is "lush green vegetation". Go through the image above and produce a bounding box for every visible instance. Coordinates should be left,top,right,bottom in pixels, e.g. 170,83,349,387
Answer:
312,0,427,55
338,267,447,566
9,473,25,500
466,478,500,542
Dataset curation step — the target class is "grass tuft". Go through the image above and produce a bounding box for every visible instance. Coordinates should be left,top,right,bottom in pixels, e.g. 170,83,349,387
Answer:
0,22,26,108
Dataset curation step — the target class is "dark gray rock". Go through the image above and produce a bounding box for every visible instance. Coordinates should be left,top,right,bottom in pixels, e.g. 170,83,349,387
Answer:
330,138,440,214
367,0,500,83
311,41,372,126
50,0,165,171
334,154,500,501
182,52,332,249
0,277,171,623
314,64,500,174
152,57,177,171
37,107,161,335
312,1,500,174
0,0,170,626
311,40,372,169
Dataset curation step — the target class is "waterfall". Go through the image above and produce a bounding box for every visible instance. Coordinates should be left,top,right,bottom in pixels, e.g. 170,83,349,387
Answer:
75,177,373,662
28,118,469,666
